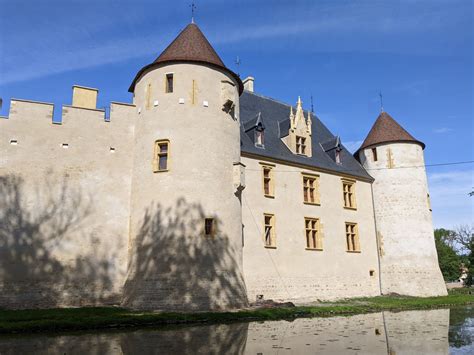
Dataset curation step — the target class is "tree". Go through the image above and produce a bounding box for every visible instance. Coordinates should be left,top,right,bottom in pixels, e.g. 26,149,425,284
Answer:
434,229,463,282
442,225,474,286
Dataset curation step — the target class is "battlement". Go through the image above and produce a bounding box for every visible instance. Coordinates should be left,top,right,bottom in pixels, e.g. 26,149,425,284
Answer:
1,85,136,128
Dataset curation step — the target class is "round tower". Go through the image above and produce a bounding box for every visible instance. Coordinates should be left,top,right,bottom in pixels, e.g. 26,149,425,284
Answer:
123,23,248,310
357,111,446,296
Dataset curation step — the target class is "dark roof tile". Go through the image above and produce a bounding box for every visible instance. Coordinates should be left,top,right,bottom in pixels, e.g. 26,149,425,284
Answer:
356,111,424,153
240,92,373,181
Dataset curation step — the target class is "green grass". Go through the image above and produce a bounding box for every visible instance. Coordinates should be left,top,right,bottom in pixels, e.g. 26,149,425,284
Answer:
1,292,472,334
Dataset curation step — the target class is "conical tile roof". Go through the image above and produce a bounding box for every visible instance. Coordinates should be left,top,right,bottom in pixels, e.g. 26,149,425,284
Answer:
129,23,242,94
356,111,424,154
154,23,225,67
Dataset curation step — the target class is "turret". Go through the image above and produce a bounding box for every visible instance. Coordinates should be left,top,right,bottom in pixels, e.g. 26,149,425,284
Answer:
356,111,446,296
123,23,248,310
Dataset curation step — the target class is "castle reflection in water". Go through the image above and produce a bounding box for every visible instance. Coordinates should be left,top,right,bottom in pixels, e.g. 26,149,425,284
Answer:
0,309,454,354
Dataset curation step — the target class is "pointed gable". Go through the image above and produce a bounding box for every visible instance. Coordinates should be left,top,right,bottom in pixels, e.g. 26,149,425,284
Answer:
357,112,425,153
129,23,242,94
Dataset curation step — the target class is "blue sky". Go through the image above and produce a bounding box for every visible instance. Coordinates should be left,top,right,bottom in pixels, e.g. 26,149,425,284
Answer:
0,0,472,228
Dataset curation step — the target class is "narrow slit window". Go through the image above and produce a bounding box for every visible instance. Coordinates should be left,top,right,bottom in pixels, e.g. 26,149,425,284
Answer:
303,174,319,204
264,214,275,247
10,139,18,145
153,140,169,172
146,83,152,109
305,217,322,250
166,74,174,93
296,136,307,155
372,147,378,161
345,222,360,252
204,218,215,237
262,165,274,197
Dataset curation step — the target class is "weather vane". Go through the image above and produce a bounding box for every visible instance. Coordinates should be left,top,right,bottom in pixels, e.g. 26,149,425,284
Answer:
190,1,196,23
379,91,384,112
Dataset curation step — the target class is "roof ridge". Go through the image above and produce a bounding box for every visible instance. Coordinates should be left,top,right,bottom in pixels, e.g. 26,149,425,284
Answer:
244,91,314,117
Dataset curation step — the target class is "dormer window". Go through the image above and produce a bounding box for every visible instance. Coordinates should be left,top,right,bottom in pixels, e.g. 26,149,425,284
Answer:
255,128,264,148
335,149,342,164
296,136,306,155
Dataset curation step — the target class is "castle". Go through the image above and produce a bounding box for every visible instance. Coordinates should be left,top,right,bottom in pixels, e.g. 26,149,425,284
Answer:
0,23,447,310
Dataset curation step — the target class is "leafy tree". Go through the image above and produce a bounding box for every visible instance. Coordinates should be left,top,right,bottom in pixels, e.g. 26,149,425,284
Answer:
434,228,462,282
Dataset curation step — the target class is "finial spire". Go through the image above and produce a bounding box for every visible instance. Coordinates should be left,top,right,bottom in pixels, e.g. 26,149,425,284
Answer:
297,96,302,108
310,94,314,113
235,56,241,76
379,91,384,113
190,1,196,23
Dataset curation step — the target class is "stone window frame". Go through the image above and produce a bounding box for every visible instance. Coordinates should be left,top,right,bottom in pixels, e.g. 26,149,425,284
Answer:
260,162,275,198
165,73,174,93
302,173,320,205
342,178,357,210
371,147,378,161
305,217,323,251
153,139,170,172
263,213,276,248
203,217,216,237
345,222,361,253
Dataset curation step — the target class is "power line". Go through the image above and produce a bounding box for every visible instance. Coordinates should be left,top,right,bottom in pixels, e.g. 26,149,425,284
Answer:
244,160,474,173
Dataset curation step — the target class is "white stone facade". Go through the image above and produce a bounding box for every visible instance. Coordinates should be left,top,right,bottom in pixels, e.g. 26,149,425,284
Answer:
0,42,446,310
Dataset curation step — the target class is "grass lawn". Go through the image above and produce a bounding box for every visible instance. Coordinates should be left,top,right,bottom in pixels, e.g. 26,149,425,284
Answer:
1,290,472,334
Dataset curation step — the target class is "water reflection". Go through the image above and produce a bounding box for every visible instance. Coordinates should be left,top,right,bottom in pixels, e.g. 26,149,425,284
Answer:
0,308,472,354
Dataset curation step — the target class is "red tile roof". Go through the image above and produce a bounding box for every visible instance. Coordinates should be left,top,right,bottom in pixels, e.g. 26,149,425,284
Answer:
356,111,425,153
154,23,225,67
129,23,242,94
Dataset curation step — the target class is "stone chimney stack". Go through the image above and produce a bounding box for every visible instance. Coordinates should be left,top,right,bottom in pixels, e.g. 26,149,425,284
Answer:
72,85,98,109
243,76,254,92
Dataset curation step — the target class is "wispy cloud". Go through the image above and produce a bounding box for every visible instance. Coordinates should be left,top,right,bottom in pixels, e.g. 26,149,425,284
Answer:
433,127,454,134
0,0,470,85
428,169,474,228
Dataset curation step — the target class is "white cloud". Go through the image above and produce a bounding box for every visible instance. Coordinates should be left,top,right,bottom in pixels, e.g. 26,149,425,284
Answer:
428,169,474,228
433,127,454,134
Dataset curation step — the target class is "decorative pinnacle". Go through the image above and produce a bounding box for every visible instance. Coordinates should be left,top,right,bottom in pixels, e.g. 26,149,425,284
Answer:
297,96,302,108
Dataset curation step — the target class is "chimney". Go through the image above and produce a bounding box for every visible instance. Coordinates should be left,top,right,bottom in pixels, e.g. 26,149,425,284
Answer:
243,76,254,93
72,85,98,109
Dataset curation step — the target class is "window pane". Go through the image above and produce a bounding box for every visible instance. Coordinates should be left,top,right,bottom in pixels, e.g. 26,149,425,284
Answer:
159,143,168,153
159,155,167,170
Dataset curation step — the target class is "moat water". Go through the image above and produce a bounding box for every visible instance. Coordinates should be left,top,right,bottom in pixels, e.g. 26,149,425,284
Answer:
0,306,472,354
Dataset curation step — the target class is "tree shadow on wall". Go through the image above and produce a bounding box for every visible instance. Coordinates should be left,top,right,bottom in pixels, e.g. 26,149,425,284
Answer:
123,198,248,311
0,174,115,309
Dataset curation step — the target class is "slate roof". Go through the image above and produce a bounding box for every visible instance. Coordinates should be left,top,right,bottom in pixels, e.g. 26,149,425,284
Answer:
240,91,373,181
129,23,243,94
356,111,424,154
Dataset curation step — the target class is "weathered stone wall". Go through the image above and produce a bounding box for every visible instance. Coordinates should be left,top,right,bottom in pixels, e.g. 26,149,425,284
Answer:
359,142,447,296
123,63,248,311
241,156,381,302
0,99,136,308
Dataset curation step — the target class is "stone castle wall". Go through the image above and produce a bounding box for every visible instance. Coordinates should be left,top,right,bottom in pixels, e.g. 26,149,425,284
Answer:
359,142,447,296
123,63,248,311
241,155,381,302
0,98,136,308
